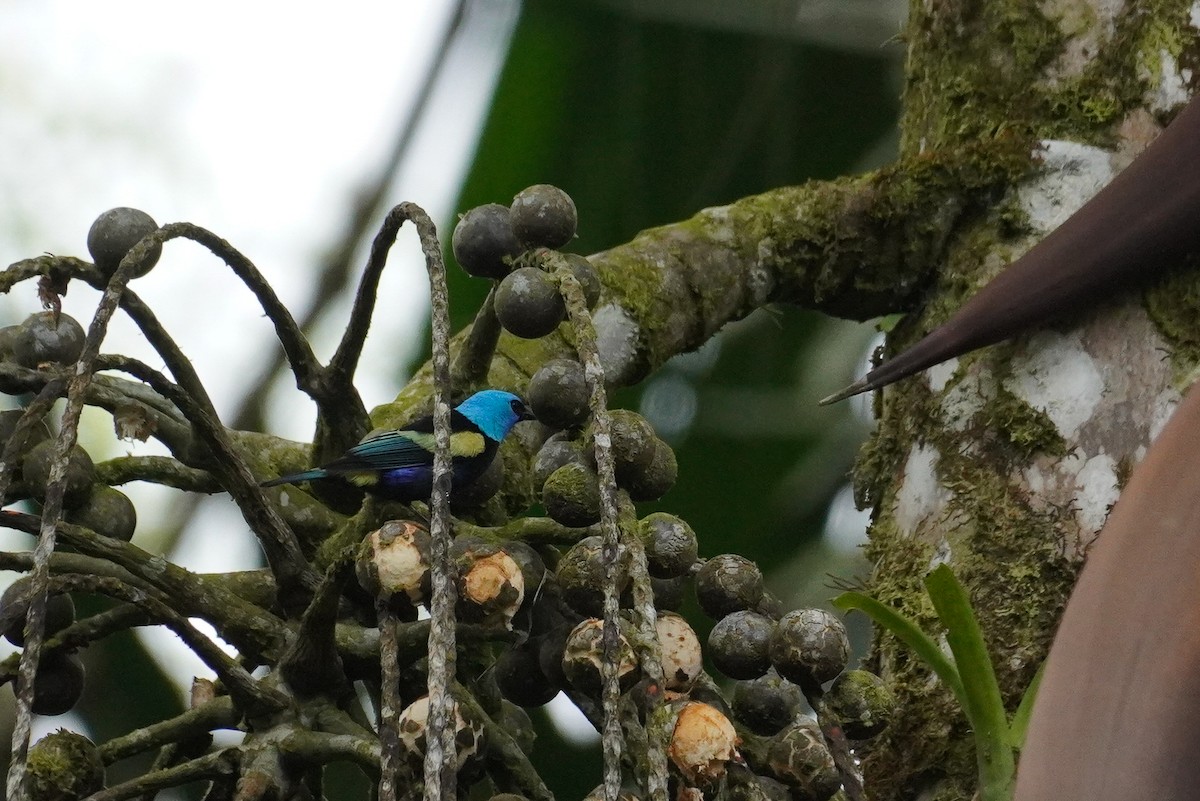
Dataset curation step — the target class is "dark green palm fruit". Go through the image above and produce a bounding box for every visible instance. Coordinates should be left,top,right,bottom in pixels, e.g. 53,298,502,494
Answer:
557,534,628,617
13,312,86,369
756,591,785,621
494,637,560,707
710,610,775,680
528,359,590,431
32,652,86,715
449,452,504,511
562,253,602,309
0,409,50,474
650,575,687,611
640,513,699,579
623,437,678,501
22,439,96,509
495,266,565,339
769,609,850,693
66,485,137,542
542,461,602,527
695,554,764,620
561,617,640,695
532,432,591,491
0,324,22,361
511,184,577,249
28,729,104,801
606,409,657,486
87,207,162,278
731,671,807,736
826,669,895,740
727,770,793,801
537,622,571,689
766,721,840,800
452,203,524,279
2,576,76,647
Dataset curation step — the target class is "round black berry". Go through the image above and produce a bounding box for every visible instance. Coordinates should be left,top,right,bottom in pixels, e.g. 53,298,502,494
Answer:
87,207,161,278
766,722,840,799
495,638,560,707
623,437,678,501
650,575,687,612
532,432,590,491
529,359,590,431
695,554,764,619
826,669,895,740
607,410,657,485
13,313,86,368
709,610,775,680
2,577,76,647
731,672,806,736
22,439,96,509
511,184,577,249
542,461,601,527
639,513,698,579
495,267,565,339
452,203,523,279
769,609,850,692
67,485,137,542
562,253,602,309
557,535,627,617
32,652,86,716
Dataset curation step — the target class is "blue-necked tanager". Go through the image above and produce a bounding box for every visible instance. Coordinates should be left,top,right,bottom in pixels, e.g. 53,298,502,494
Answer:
263,389,535,501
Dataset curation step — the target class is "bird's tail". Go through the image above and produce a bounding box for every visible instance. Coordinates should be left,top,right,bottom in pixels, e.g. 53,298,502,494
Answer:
261,469,328,488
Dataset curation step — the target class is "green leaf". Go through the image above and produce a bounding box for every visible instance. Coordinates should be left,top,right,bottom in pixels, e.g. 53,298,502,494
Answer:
1008,660,1045,750
924,564,1015,801
832,590,966,709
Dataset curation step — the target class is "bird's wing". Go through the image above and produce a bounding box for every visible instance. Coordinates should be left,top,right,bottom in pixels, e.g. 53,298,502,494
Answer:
324,420,488,474
326,430,434,472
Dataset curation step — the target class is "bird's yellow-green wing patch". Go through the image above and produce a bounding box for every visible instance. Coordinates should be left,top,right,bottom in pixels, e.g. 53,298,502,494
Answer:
449,430,486,457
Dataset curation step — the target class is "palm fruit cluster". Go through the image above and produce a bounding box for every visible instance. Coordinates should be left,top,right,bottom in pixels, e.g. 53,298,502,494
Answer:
445,186,895,800
0,194,897,801
0,208,160,722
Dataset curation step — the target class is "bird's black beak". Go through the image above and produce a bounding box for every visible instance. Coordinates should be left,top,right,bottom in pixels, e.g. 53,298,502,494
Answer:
514,398,536,423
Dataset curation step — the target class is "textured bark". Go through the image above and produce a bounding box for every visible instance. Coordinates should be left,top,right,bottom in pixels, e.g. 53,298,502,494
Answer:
855,1,1200,799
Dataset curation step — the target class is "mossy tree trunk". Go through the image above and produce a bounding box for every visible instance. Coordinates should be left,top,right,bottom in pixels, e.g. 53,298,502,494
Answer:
855,1,1200,798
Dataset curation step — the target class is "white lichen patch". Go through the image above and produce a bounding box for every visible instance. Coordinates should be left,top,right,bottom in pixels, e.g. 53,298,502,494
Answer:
938,367,995,435
1073,453,1120,534
1018,140,1115,234
592,303,640,385
1004,303,1178,555
1192,0,1200,29
894,443,952,537
1148,50,1192,114
926,357,959,393
1005,330,1103,440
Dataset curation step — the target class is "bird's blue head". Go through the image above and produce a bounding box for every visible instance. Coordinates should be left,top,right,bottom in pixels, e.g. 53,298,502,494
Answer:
455,390,535,441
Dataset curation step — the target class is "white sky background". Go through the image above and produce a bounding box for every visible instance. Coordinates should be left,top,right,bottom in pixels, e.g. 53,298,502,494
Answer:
0,0,528,741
